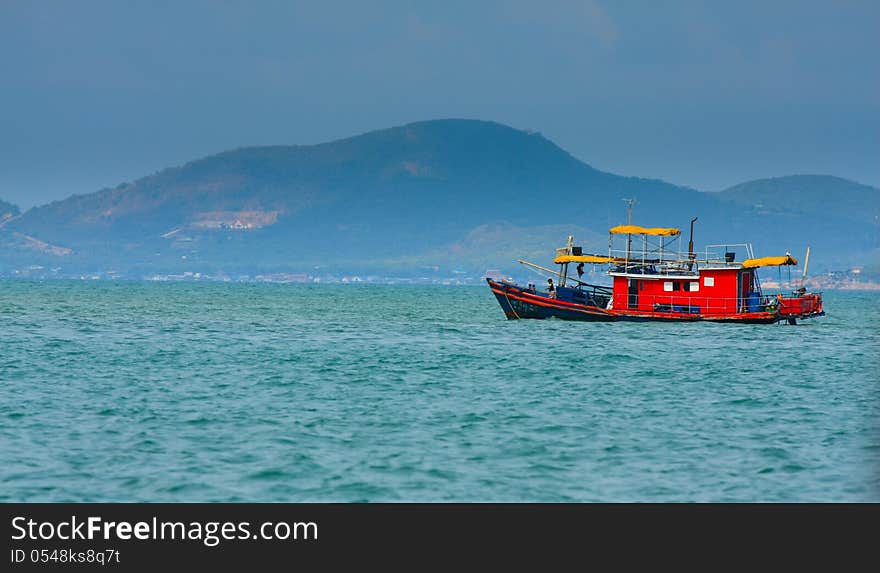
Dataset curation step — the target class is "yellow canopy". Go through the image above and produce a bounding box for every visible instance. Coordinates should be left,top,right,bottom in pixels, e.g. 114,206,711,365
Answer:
554,255,616,264
609,225,680,236
742,255,798,268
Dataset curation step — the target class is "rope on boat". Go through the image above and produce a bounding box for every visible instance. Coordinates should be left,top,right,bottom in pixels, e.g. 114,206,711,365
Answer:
520,261,557,283
503,289,521,319
518,260,611,293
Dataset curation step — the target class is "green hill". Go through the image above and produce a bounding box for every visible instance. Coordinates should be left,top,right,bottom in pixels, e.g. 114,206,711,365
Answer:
2,121,877,277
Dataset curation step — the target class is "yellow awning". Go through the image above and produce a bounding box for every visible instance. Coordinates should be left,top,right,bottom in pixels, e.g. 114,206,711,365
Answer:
554,255,616,264
609,225,680,236
742,255,798,268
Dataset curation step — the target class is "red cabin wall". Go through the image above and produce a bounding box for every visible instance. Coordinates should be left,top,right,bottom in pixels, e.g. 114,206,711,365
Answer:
612,269,742,314
698,269,740,313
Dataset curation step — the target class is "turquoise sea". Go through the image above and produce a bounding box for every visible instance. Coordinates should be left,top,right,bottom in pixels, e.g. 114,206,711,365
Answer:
1,281,877,502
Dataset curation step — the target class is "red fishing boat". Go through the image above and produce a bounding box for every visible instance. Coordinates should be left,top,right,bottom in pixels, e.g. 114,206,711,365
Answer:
487,216,824,324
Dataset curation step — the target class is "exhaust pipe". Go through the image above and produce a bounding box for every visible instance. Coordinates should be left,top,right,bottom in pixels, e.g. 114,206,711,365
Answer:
688,217,698,269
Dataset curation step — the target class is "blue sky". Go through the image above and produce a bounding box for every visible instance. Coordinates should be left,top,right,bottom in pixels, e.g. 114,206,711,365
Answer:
1,0,878,208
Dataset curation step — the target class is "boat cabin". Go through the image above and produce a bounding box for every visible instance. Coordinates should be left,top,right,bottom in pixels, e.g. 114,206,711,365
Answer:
610,266,760,315
552,226,799,318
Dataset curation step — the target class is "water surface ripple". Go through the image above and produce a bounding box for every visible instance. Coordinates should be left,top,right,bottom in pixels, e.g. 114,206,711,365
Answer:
1,281,877,501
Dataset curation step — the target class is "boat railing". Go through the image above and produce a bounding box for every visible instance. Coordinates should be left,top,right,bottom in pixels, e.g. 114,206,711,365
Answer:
606,250,719,274
703,243,755,263
607,248,681,265
607,243,755,269
574,283,613,296
611,292,783,315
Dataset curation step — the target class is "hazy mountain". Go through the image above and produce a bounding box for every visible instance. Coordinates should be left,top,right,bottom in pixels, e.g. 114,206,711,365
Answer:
0,198,18,220
2,120,877,277
717,175,880,273
719,175,880,226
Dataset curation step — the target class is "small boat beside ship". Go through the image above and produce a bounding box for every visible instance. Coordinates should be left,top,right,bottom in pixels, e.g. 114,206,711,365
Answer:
487,217,824,324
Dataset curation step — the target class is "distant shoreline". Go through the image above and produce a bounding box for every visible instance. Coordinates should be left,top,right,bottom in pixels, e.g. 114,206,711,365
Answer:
2,276,880,291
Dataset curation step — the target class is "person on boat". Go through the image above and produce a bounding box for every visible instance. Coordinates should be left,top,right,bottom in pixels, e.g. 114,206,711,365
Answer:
547,278,556,298
576,262,584,279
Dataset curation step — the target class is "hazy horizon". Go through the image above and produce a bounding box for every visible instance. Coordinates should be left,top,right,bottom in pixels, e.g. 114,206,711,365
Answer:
2,1,878,209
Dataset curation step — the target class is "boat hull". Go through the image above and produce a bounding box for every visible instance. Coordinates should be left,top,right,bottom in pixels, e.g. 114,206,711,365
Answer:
487,279,615,321
487,279,805,324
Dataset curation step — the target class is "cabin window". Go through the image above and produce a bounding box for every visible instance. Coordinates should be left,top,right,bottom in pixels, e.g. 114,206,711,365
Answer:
704,276,714,287
663,281,673,292
689,281,700,292
672,281,681,291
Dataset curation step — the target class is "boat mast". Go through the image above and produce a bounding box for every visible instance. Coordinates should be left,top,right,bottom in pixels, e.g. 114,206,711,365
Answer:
801,246,811,289
559,235,573,286
688,217,698,270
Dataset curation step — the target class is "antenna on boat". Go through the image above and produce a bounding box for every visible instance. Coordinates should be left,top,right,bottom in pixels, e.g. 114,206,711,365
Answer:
623,198,637,265
688,217,698,270
623,198,636,225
